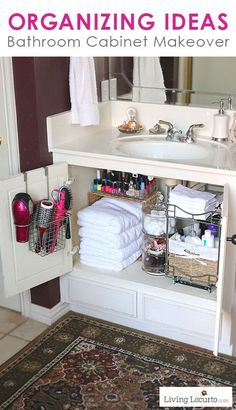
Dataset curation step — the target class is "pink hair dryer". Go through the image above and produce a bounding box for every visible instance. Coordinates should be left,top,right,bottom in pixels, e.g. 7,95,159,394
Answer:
12,193,34,243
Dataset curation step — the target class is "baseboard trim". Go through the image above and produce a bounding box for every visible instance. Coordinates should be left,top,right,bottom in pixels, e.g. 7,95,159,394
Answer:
29,302,70,325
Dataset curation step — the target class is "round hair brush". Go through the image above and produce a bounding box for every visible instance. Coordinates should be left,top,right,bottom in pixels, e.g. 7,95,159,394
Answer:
49,189,66,253
35,199,54,253
60,185,73,239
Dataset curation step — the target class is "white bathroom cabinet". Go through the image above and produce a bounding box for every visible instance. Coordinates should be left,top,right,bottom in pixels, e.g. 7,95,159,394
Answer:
0,101,236,356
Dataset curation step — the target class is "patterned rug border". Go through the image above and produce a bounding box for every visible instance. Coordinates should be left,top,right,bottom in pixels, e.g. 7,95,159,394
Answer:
68,312,236,364
1,311,236,374
0,311,236,409
1,311,236,373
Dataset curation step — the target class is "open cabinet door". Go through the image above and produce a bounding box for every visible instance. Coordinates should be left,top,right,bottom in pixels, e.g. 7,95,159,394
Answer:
0,162,73,297
213,183,229,356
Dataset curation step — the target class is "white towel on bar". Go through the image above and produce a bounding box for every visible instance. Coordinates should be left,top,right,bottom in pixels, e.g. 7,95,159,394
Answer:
80,236,142,262
80,249,141,271
69,57,99,126
78,224,142,249
133,57,166,103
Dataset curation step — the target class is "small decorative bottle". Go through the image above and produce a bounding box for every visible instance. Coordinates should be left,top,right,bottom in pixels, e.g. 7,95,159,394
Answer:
202,229,214,248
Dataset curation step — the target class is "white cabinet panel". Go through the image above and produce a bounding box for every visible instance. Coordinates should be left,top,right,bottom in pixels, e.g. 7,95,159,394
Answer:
142,294,215,338
0,163,72,297
68,277,137,318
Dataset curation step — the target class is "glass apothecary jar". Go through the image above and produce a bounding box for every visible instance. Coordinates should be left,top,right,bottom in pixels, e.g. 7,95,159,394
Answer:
142,233,167,274
142,201,171,275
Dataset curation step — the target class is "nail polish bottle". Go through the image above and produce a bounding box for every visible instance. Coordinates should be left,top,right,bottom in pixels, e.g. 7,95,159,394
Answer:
139,179,146,198
127,180,135,197
97,180,102,191
101,179,106,192
105,170,112,192
108,181,113,194
95,170,102,191
123,181,129,195
117,181,123,195
112,182,118,194
92,179,97,191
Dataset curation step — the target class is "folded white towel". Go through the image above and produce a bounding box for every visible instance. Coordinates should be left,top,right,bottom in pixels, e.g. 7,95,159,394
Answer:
169,237,218,261
170,203,216,220
77,198,142,234
174,210,212,220
69,57,99,126
92,197,142,219
80,236,142,262
169,185,216,207
169,199,217,213
169,185,217,219
80,250,141,271
79,224,142,249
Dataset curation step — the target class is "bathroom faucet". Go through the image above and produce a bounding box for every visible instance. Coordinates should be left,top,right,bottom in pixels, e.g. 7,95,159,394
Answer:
158,120,185,142
158,120,204,143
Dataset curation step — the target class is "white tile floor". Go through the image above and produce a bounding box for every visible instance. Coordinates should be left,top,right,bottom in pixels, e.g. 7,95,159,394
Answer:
0,307,48,366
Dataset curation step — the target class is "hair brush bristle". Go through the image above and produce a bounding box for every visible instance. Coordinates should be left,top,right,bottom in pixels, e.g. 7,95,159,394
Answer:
60,186,73,210
60,185,73,239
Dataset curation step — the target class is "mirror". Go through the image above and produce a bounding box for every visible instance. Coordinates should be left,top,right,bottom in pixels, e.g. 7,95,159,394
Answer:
109,57,236,109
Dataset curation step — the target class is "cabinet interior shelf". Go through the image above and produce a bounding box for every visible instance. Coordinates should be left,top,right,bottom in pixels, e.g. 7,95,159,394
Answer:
73,259,217,306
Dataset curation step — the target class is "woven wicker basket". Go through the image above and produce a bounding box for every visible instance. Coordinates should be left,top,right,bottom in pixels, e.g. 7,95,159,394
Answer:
88,190,160,206
168,253,218,285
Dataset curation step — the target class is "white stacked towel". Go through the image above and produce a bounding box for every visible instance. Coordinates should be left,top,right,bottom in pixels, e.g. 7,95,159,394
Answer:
78,197,141,234
80,250,141,272
80,236,142,261
169,185,217,220
78,225,142,249
78,198,142,271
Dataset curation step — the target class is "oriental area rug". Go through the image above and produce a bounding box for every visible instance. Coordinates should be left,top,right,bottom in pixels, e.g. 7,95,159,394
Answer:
0,312,235,410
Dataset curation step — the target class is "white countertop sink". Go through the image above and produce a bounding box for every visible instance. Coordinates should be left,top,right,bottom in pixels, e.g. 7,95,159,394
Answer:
111,135,231,168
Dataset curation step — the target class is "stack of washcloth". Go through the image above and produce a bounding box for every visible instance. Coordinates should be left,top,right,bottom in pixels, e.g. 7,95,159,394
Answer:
77,198,142,271
169,185,218,220
169,237,218,261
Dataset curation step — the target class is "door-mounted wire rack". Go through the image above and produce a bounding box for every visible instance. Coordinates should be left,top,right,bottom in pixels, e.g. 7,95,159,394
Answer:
29,213,70,257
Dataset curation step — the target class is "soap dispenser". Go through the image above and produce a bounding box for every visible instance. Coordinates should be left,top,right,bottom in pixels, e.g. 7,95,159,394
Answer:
212,99,229,142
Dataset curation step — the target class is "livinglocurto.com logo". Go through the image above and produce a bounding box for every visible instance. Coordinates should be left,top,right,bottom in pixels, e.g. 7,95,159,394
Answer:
159,386,232,408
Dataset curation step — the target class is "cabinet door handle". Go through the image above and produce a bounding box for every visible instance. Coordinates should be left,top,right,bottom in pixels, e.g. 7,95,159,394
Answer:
226,234,236,245
0,137,2,146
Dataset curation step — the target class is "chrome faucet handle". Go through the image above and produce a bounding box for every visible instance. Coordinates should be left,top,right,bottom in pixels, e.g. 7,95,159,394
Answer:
158,120,174,130
149,123,166,135
158,120,174,140
186,123,204,143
